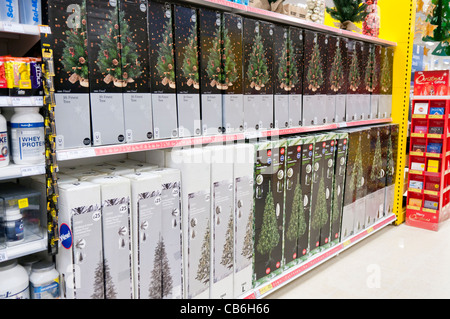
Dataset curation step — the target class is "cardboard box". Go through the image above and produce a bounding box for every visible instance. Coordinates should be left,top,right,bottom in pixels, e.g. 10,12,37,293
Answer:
370,45,382,119
222,12,244,133
273,24,289,129
85,175,133,299
288,26,303,127
232,143,254,297
166,148,211,299
174,5,202,138
48,0,92,149
243,18,274,131
120,0,153,143
199,9,223,135
148,1,178,139
57,181,103,299
360,41,372,120
379,46,394,118
123,172,162,299
86,0,126,146
335,37,348,123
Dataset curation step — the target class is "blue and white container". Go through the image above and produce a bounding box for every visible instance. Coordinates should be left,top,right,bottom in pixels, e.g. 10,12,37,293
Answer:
0,0,20,23
19,0,41,25
29,261,60,299
0,260,29,299
10,107,45,165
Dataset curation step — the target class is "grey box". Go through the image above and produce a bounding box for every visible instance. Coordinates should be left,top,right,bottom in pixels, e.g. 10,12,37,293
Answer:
90,93,125,146
123,93,153,142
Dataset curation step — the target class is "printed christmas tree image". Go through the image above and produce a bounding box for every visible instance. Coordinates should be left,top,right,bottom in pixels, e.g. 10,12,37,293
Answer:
331,182,340,223
370,131,384,181
349,137,364,194
220,211,234,270
286,174,307,244
348,51,361,91
329,44,344,92
256,185,280,262
95,7,141,87
380,51,392,93
386,133,395,178
156,19,176,89
277,35,299,92
91,253,105,299
149,236,173,299
311,172,328,230
182,18,200,89
306,41,324,92
365,48,376,92
61,1,89,87
422,0,450,43
241,210,253,260
247,30,270,91
195,221,210,285
104,258,117,299
222,27,239,88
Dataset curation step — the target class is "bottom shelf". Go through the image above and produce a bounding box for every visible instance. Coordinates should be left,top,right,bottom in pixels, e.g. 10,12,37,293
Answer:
240,213,396,299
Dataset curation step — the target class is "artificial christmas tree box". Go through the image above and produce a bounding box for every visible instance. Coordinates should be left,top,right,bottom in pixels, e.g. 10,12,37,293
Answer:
346,40,362,121
222,12,244,134
119,0,153,143
354,127,371,233
330,132,348,245
302,30,327,126
370,45,382,120
233,143,254,297
333,37,349,123
254,140,285,284
174,5,201,138
56,181,103,299
151,167,183,299
360,41,372,120
148,1,178,140
243,18,274,131
85,175,133,299
48,0,91,149
199,9,223,136
379,46,394,119
86,0,126,146
324,35,338,123
165,148,211,299
122,171,162,299
385,123,399,216
288,26,303,128
206,145,234,299
273,24,289,129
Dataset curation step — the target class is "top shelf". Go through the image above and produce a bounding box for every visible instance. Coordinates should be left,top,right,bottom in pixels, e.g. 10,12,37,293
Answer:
413,96,450,100
179,0,397,47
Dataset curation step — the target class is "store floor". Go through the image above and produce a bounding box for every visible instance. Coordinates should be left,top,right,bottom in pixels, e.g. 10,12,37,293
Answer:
267,220,450,299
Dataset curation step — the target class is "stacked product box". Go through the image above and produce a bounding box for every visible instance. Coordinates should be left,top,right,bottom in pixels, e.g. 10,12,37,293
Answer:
288,26,304,128
273,24,290,129
379,46,394,119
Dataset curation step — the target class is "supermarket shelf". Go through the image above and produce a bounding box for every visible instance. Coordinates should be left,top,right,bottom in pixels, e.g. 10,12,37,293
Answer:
56,118,392,161
0,96,44,107
0,22,41,36
0,231,48,263
0,163,46,181
239,213,397,299
0,23,46,56
178,0,397,47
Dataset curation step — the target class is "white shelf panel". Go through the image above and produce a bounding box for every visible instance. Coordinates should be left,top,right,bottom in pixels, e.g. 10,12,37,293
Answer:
0,22,40,36
0,163,45,180
0,96,44,107
56,118,392,161
0,230,47,263
239,213,396,299
180,0,397,47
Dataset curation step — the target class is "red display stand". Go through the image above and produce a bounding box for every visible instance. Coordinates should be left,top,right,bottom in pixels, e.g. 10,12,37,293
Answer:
406,97,450,231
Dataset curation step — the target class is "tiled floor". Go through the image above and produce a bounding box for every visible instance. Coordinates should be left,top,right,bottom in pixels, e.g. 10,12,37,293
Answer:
267,220,450,299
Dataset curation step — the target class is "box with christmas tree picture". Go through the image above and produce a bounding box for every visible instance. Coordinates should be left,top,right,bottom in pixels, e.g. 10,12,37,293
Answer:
86,0,126,146
48,0,92,149
273,24,289,129
148,1,178,140
346,40,362,122
379,46,394,119
243,18,274,131
369,45,382,119
385,123,399,216
330,132,348,245
253,140,286,284
288,26,304,128
233,143,254,297
199,9,223,136
302,30,328,126
324,34,338,123
360,41,372,120
174,5,202,138
56,181,103,299
119,0,153,143
207,145,234,299
222,12,244,134
326,35,349,123
165,148,212,299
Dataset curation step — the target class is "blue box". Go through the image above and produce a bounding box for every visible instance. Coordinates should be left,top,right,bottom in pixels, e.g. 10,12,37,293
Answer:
429,107,445,115
427,142,442,154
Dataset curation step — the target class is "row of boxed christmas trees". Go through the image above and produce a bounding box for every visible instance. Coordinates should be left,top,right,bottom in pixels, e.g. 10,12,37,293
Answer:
48,122,398,299
48,0,395,150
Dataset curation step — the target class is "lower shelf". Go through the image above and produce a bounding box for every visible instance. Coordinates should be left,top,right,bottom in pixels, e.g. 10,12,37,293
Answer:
240,213,396,299
0,229,47,262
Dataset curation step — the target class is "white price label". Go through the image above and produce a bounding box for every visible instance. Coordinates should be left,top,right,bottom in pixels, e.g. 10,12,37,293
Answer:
39,25,52,34
2,22,24,33
11,97,31,106
0,251,7,262
21,165,45,177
